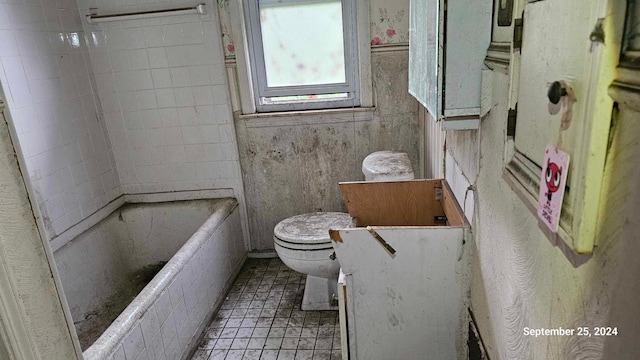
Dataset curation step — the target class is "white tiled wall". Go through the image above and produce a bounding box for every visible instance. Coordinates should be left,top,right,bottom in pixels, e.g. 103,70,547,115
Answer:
0,0,122,239
78,0,243,195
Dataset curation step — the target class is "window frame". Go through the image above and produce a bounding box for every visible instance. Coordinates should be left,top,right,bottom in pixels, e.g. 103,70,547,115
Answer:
230,0,372,114
245,0,359,112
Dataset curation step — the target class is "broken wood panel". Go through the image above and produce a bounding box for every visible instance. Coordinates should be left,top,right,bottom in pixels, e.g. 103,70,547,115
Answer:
338,179,446,226
442,181,465,227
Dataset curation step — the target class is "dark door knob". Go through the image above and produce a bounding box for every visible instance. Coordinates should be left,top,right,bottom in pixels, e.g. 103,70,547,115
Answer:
547,81,568,104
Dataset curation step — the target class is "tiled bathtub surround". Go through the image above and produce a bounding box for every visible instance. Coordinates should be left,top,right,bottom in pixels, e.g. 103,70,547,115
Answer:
190,258,342,360
82,198,245,360
78,0,243,196
0,0,121,238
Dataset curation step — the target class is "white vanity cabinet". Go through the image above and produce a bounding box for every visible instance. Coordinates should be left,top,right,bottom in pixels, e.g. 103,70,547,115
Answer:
330,179,470,360
408,0,493,130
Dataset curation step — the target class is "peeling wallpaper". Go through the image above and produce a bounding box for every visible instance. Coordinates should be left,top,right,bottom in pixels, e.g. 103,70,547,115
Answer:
217,0,235,57
369,1,409,45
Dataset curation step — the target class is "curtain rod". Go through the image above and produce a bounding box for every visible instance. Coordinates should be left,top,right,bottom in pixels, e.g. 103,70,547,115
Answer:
86,4,206,24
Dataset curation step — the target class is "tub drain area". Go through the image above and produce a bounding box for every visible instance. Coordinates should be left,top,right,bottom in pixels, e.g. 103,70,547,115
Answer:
74,261,166,350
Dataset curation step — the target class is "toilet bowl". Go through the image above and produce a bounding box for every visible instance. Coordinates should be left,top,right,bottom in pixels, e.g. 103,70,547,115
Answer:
274,212,353,311
273,151,414,311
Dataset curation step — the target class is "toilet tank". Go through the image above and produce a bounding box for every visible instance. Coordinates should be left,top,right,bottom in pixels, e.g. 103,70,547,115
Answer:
362,151,415,181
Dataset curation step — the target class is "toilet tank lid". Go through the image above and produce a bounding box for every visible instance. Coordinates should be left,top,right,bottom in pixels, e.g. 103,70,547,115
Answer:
274,212,353,244
362,151,414,181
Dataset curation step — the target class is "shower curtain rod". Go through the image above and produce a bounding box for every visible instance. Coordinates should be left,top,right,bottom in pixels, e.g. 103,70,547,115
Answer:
86,4,206,24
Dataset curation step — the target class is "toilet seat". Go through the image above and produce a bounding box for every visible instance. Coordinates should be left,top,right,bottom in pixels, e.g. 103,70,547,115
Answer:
273,212,352,251
273,237,333,251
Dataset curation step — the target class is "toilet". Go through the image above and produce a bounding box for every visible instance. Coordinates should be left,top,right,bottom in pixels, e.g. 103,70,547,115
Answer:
273,150,414,311
361,150,415,181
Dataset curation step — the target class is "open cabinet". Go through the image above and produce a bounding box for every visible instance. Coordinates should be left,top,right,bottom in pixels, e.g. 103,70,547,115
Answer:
330,179,470,360
408,0,492,130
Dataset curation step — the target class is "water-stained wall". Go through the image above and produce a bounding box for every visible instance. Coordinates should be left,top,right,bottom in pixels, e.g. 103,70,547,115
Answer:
236,48,421,251
459,67,640,359
439,2,640,357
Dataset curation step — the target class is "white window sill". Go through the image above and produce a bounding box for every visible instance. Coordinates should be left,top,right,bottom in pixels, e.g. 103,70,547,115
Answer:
236,106,376,128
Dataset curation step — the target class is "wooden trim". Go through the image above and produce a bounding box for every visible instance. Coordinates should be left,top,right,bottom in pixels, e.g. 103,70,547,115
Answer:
441,180,466,227
229,0,256,114
484,42,511,72
502,157,591,267
370,43,409,53
441,116,481,131
356,0,373,108
609,77,640,113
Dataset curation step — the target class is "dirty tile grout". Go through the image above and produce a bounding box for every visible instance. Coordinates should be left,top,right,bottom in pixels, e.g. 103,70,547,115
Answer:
189,258,342,360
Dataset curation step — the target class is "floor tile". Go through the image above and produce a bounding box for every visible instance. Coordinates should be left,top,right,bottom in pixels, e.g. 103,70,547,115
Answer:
243,349,262,359
263,337,283,350
252,327,270,338
231,338,249,350
300,328,317,338
268,328,285,338
259,349,279,360
317,327,334,338
226,349,246,360
247,337,266,350
220,328,239,339
188,259,343,360
284,327,302,338
210,349,228,360
204,326,224,339
237,327,254,338
296,338,315,350
314,338,332,350
312,350,331,360
280,338,298,350
294,350,313,360
214,338,233,350
277,349,296,360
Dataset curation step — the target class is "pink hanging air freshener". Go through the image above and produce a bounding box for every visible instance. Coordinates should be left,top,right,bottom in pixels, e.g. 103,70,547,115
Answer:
537,144,570,232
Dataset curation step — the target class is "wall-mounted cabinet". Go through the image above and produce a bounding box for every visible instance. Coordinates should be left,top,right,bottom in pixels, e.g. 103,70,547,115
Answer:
408,0,492,130
500,0,627,264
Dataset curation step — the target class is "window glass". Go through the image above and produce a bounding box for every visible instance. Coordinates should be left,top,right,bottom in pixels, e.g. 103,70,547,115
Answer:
259,0,347,88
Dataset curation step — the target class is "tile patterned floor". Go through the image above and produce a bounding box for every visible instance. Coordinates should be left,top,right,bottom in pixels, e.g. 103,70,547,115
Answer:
190,258,342,360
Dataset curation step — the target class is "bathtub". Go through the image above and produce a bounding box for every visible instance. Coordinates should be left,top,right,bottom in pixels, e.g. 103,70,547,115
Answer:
53,198,246,360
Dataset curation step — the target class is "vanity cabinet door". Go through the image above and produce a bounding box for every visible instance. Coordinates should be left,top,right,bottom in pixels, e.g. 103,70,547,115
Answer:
408,0,441,120
333,227,465,360
408,0,492,130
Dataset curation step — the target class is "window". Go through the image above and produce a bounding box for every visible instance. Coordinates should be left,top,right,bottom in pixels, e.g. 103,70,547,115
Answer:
244,0,360,112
